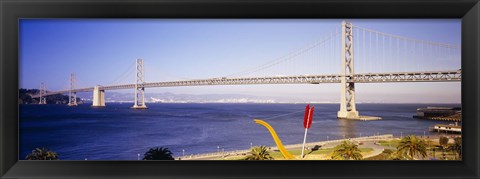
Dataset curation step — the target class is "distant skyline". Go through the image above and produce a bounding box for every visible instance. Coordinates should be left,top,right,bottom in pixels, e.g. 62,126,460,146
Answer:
20,19,461,103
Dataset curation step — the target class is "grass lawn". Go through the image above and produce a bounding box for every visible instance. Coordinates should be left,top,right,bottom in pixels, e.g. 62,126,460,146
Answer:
378,138,444,148
223,155,248,160
364,148,461,160
426,148,460,160
364,149,395,160
269,148,373,160
359,148,374,156
377,139,400,148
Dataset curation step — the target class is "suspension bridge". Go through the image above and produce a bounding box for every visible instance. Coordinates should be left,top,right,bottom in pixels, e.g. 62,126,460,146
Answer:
30,21,461,119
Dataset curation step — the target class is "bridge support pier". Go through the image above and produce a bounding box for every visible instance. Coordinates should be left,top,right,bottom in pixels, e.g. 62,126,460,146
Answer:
92,85,105,107
338,21,359,119
132,58,147,109
68,92,78,106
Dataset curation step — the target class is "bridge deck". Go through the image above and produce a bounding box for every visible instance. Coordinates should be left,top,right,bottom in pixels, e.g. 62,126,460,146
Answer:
32,70,461,98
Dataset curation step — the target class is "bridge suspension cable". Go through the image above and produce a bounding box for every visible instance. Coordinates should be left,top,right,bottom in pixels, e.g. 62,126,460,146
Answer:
352,25,459,48
107,60,136,86
352,24,460,74
145,63,193,81
224,26,341,78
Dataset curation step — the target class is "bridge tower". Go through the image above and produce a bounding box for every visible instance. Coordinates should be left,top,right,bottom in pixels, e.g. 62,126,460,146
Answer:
337,21,359,119
68,73,78,106
39,82,47,104
132,58,147,109
68,73,77,106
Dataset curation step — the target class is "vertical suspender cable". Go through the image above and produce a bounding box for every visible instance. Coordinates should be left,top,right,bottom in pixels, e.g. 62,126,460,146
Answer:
413,41,418,71
403,39,406,72
389,36,392,72
396,37,399,73
369,31,372,73
362,28,365,73
382,35,385,72
376,33,378,73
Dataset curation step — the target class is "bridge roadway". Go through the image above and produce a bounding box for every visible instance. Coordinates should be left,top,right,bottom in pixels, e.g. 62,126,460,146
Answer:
32,70,461,98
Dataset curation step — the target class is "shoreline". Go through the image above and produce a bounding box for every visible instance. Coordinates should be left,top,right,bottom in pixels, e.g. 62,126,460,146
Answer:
179,134,393,160
178,133,460,160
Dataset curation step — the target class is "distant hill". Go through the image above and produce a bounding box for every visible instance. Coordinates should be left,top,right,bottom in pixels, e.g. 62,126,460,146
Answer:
76,92,278,103
19,88,82,104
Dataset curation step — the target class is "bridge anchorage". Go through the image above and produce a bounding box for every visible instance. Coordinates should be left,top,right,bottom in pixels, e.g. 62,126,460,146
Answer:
132,58,147,109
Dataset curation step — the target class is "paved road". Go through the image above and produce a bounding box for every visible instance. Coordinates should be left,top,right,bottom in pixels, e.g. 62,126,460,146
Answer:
304,140,396,159
181,135,395,160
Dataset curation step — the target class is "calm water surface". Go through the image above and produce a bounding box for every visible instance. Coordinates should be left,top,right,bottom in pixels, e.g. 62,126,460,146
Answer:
19,103,459,160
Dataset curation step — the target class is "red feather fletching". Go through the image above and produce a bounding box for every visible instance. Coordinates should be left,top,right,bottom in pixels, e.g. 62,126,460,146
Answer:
303,104,310,128
306,106,314,129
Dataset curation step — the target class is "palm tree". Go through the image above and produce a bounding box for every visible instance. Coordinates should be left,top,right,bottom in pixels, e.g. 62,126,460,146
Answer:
452,137,462,159
425,139,434,158
389,150,408,160
25,147,59,160
143,147,175,160
439,136,449,159
396,135,427,160
330,140,363,160
244,145,273,160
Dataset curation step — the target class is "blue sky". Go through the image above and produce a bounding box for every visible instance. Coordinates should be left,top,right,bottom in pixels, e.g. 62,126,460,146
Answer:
19,19,461,103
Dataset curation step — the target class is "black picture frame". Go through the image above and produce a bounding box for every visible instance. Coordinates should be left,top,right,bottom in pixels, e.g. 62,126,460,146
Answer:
1,0,479,178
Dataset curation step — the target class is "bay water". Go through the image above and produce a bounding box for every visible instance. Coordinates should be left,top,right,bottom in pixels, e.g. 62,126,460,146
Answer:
19,103,459,160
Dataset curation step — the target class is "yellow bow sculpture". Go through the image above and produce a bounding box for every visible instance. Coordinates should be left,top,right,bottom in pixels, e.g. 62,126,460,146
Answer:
254,119,295,159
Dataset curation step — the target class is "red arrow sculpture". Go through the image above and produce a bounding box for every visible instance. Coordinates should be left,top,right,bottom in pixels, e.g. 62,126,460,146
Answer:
301,104,314,158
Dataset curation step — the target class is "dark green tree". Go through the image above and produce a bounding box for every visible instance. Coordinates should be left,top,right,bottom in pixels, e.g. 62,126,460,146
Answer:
452,137,462,159
244,145,273,160
331,140,363,160
143,147,175,160
439,136,449,159
396,135,427,160
439,136,449,148
25,147,59,160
